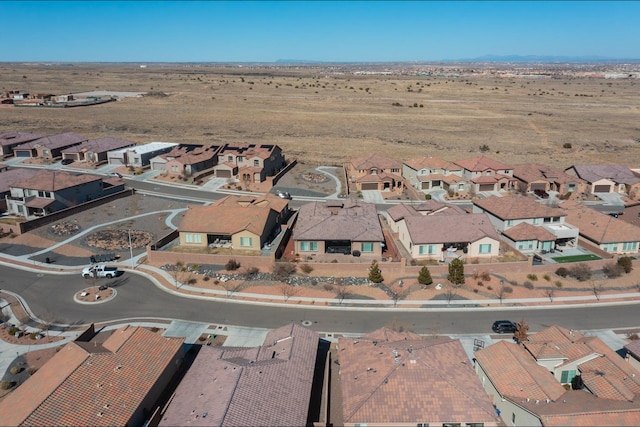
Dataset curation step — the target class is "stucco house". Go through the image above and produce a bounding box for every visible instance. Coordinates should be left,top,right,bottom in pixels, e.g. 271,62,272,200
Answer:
60,137,137,165
560,200,640,255
473,195,580,253
107,141,178,167
385,200,467,234
347,153,404,192
513,163,588,197
292,199,385,257
212,143,285,183
338,328,501,427
474,325,640,426
454,155,518,193
0,131,43,158
565,164,640,199
402,155,466,193
178,194,290,251
12,131,87,160
159,323,321,427
0,324,185,427
6,170,125,219
150,144,221,177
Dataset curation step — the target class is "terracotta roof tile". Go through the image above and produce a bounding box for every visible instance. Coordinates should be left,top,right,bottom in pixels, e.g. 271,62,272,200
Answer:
386,201,466,222
0,131,43,147
474,195,567,220
14,131,87,150
454,155,513,172
403,156,460,171
404,213,500,244
513,163,586,186
62,137,136,154
569,164,640,186
561,200,640,244
503,222,556,241
10,169,102,192
350,153,402,170
338,328,500,425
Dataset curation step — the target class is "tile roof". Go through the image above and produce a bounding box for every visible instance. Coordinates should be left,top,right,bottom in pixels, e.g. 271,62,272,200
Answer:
387,201,466,222
561,200,640,244
14,131,87,150
625,340,640,359
403,156,461,171
350,153,402,170
454,155,513,172
404,213,500,245
219,143,279,160
502,222,556,242
62,137,136,154
517,390,640,426
159,323,318,427
475,340,566,401
0,326,184,427
354,170,403,183
178,194,287,236
513,163,586,186
10,169,102,192
0,131,43,147
474,195,567,220
338,328,500,425
158,144,221,165
293,199,384,242
0,167,42,192
568,164,640,186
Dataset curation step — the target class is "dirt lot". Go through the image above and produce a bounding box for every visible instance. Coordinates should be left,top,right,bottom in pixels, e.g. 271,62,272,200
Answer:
1,64,639,169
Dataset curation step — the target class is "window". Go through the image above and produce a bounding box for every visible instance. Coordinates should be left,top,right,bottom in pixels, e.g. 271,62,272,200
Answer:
603,243,619,252
506,220,513,227
417,424,429,427
170,165,179,173
512,413,516,425
479,244,492,254
254,159,259,167
533,218,540,225
560,369,577,384
443,424,461,427
240,237,253,247
300,241,318,251
228,155,233,162
238,156,244,162
391,168,399,173
37,191,51,198
518,240,534,250
419,245,436,255
184,233,201,244
458,183,464,190
361,242,374,253
623,242,637,251
466,424,484,427
568,184,575,192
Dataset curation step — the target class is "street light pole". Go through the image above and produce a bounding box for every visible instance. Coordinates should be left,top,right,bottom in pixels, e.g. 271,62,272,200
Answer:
128,229,134,270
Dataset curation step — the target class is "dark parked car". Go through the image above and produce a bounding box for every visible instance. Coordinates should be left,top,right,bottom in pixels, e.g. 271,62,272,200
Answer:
492,320,517,334
327,246,351,255
533,189,549,199
61,158,74,165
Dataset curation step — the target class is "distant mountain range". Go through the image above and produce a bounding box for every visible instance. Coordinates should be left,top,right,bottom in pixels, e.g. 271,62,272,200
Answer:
276,55,640,64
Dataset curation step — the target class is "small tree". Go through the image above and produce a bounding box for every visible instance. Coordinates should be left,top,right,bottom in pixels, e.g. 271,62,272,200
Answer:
418,266,433,286
592,283,603,301
571,374,584,390
448,259,465,286
279,283,299,301
514,319,530,344
443,286,457,305
544,288,555,302
171,260,186,288
618,256,633,274
221,280,245,298
368,260,384,283
334,278,351,304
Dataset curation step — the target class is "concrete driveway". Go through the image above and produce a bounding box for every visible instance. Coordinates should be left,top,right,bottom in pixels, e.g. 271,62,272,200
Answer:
361,190,385,203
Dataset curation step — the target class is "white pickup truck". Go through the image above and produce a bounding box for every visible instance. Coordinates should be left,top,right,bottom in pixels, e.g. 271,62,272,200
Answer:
82,264,122,279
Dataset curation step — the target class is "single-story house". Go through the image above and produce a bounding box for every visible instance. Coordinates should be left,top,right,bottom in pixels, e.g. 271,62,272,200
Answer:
12,132,87,159
565,164,640,199
513,163,588,196
0,131,43,158
107,141,178,167
385,200,467,234
60,137,137,164
178,194,290,251
292,199,385,257
560,200,640,254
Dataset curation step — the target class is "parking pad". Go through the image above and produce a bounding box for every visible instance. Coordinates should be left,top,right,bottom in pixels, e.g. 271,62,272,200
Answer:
162,320,209,344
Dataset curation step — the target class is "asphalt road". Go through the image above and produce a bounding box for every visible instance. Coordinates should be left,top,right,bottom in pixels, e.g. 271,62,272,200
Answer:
2,265,639,335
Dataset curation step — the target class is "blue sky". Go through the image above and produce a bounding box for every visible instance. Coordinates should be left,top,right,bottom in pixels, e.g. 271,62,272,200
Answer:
2,1,639,62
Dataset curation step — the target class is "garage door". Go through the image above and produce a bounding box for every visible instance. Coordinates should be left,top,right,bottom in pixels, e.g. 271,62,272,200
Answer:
479,184,494,192
16,151,31,157
109,157,124,165
530,183,547,191
594,185,611,193
361,183,378,190
217,170,231,178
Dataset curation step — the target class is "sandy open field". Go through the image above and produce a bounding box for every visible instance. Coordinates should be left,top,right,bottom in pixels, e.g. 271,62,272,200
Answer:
1,63,639,168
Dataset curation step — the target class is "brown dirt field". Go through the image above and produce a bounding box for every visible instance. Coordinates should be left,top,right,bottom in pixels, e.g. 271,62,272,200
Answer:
2,64,639,169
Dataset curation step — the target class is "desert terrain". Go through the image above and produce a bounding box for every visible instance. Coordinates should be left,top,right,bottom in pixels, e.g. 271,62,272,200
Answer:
1,63,639,168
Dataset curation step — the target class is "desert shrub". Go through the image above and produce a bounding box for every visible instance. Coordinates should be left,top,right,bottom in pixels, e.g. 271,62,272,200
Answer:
487,285,493,291
480,271,491,281
477,281,484,287
603,262,624,278
244,266,260,277
470,258,480,264
8,326,19,335
323,283,334,292
543,274,551,281
331,259,338,263
225,259,241,271
29,331,39,340
472,271,479,280
272,261,297,279
299,263,314,274
555,281,563,288
563,143,572,149
618,256,633,274
0,381,13,390
502,285,514,293
629,333,639,341
527,273,538,281
473,288,479,293
213,279,220,285
569,263,592,281
425,194,432,200
524,281,534,290
203,276,210,281
555,267,569,277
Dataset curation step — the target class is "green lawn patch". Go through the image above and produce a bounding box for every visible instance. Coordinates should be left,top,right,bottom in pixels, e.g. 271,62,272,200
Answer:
552,254,601,263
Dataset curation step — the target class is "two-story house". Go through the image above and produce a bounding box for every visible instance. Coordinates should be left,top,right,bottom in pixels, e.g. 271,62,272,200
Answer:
473,195,579,253
402,156,466,193
454,155,518,193
150,144,221,177
213,143,285,183
6,170,125,219
347,153,404,192
513,163,588,197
